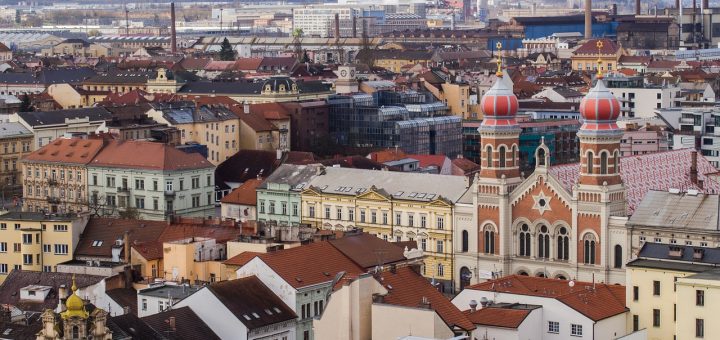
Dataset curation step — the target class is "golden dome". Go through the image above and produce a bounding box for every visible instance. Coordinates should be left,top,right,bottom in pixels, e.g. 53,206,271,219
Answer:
61,275,89,319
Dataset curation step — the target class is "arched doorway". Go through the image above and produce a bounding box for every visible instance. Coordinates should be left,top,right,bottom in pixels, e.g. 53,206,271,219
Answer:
460,267,472,290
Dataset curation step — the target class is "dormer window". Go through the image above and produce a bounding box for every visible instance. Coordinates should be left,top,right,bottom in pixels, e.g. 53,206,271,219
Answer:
264,84,272,92
279,84,286,92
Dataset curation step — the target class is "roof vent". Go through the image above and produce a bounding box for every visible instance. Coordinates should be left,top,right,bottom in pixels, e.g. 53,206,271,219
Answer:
669,188,681,194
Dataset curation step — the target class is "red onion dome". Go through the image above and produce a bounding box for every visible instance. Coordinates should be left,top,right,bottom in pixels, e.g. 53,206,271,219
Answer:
579,79,620,123
480,76,518,119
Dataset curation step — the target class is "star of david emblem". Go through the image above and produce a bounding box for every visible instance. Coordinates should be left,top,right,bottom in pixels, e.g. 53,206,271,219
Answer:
532,191,552,215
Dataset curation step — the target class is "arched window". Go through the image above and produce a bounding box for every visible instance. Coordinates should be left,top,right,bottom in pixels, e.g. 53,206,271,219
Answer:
584,234,597,265
437,263,444,277
484,225,495,254
614,244,623,268
600,152,608,175
498,146,506,168
72,326,79,339
537,148,546,166
486,145,493,168
518,270,529,276
557,227,569,261
511,145,517,167
460,267,472,290
614,151,620,174
519,224,531,256
461,230,469,252
538,225,550,258
586,151,594,174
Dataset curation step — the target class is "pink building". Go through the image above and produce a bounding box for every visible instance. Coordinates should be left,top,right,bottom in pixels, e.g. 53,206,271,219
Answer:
620,126,669,156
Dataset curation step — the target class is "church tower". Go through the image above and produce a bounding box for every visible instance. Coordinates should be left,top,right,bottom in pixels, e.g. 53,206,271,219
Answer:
475,43,522,275
575,41,626,281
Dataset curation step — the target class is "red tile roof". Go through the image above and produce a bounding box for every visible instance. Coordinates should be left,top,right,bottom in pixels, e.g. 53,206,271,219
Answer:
467,275,626,322
220,178,264,205
132,241,164,261
23,138,105,165
573,38,619,56
378,267,475,331
248,242,365,288
158,223,243,244
233,58,263,72
248,102,291,120
75,218,168,258
224,251,263,266
89,140,213,171
0,42,11,53
327,233,408,269
550,149,720,215
464,306,532,328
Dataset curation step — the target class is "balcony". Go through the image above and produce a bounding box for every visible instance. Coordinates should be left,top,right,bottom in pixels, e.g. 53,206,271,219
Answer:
117,187,130,193
680,117,697,124
47,179,58,186
46,196,61,204
164,190,175,197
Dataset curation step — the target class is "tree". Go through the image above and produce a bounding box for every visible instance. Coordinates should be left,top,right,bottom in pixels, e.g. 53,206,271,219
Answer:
118,206,140,220
87,29,101,37
19,95,32,113
80,195,116,218
219,38,235,61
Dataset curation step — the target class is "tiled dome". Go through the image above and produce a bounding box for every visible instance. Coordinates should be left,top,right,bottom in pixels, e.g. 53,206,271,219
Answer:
579,79,621,131
480,76,518,119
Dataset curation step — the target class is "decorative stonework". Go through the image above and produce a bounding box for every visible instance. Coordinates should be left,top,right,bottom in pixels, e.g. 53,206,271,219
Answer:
532,191,552,215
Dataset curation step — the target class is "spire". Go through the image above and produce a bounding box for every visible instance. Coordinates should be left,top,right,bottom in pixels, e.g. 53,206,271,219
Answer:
596,40,604,79
495,42,503,77
480,42,518,121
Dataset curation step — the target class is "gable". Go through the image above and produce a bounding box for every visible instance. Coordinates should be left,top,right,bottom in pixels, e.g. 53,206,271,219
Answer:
356,189,390,201
300,187,323,197
510,175,573,223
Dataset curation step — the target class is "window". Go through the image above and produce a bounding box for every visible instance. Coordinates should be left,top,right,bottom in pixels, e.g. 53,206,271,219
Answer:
360,209,366,222
309,206,315,218
22,254,32,265
697,290,705,306
538,225,550,259
653,309,660,327
421,238,427,251
437,216,444,229
437,263,444,276
583,234,596,264
557,227,569,260
483,225,495,254
371,211,377,224
548,321,559,334
348,208,353,221
0,223,5,230
22,234,32,245
14,223,19,230
282,202,287,215
600,152,608,174
586,151,594,174
461,230,469,252
633,315,639,332
135,179,144,190
486,145,493,167
653,280,660,296
179,178,184,191
0,242,6,252
633,286,639,301
165,180,173,192
153,198,159,211
106,176,115,187
336,207,342,220
259,200,265,213
614,244,623,268
191,195,200,208
519,224,531,256
571,324,582,336
436,240,444,253
408,214,414,226
54,244,68,255
142,299,147,311
395,212,401,225
158,301,166,312
325,206,330,219
696,318,704,338
269,201,276,214
292,203,299,217
135,197,145,209
53,225,67,232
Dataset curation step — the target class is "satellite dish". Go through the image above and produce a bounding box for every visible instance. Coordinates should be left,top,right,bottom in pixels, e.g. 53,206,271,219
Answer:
568,280,576,288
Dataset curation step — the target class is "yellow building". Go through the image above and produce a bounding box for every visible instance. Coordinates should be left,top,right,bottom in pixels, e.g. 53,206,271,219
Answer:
300,167,469,292
0,123,33,192
146,68,184,94
571,38,624,72
357,49,433,73
161,237,227,283
626,243,720,340
21,138,105,214
47,84,107,109
146,102,241,165
420,70,478,119
0,211,89,283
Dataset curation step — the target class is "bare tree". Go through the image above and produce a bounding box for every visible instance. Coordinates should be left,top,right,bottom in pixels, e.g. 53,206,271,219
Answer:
78,194,117,218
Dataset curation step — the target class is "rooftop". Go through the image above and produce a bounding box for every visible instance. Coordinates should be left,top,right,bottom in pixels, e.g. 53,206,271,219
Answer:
17,106,111,127
139,284,201,300
464,303,540,328
141,306,221,340
22,138,105,165
89,140,213,171
220,178,264,206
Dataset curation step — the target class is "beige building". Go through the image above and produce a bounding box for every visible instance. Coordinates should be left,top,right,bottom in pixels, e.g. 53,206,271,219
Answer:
626,242,719,340
176,76,333,104
161,237,228,283
146,102,241,165
238,102,291,152
145,68,184,94
0,211,89,283
0,123,33,191
420,70,478,119
47,84,107,109
41,39,112,58
21,138,105,213
571,38,624,72
300,167,470,292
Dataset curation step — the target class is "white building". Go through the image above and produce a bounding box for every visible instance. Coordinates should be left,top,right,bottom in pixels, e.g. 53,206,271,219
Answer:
12,107,110,149
137,283,200,317
87,140,216,220
452,275,629,340
173,276,297,340
604,73,679,119
292,7,360,37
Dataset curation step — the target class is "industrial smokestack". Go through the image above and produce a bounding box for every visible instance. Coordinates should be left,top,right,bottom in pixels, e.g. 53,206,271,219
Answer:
676,0,680,9
171,2,177,54
584,0,592,39
635,0,641,15
334,13,340,38
703,0,709,10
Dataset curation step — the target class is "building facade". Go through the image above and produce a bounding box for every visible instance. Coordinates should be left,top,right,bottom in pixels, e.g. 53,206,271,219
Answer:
0,122,33,191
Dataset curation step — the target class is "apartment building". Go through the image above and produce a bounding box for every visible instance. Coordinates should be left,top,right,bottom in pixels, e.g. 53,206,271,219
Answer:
0,211,89,283
87,140,216,220
604,73,678,119
12,107,111,149
0,122,33,190
21,138,105,213
300,166,470,291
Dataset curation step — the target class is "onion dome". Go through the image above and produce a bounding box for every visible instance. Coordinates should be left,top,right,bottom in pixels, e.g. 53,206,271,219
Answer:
480,75,519,120
62,275,89,319
578,78,621,132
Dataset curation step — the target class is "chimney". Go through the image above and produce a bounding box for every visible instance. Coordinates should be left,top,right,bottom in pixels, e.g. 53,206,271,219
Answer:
691,150,698,185
703,0,709,11
168,316,176,331
584,0,592,39
611,3,617,15
334,13,340,39
635,0,641,15
352,16,357,38
243,101,249,114
170,3,177,54
123,231,130,264
420,296,431,308
469,300,478,312
122,306,130,314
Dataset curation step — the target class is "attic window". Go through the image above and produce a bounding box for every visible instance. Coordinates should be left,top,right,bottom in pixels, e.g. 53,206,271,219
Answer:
252,312,260,319
243,314,251,321
92,240,103,247
273,307,281,314
2,329,11,335
264,309,273,315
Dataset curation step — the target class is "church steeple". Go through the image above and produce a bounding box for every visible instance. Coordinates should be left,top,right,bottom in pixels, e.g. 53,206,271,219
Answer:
478,42,521,181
